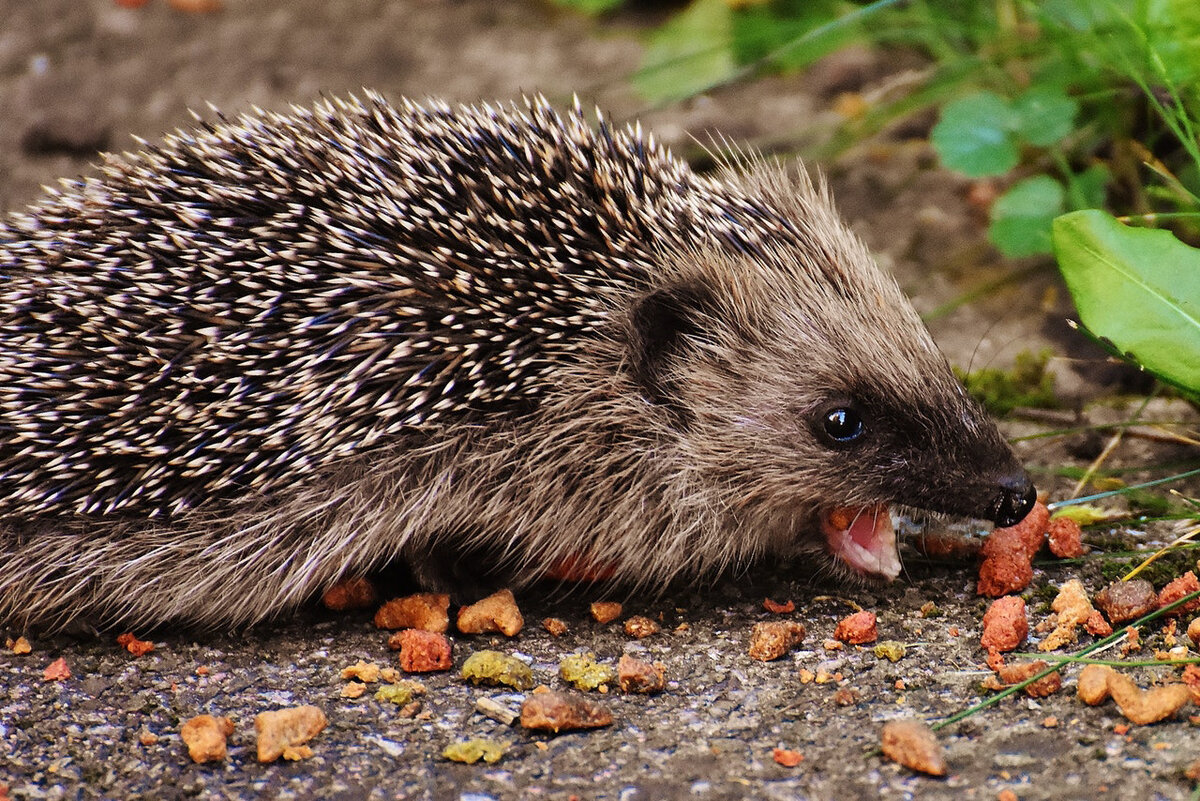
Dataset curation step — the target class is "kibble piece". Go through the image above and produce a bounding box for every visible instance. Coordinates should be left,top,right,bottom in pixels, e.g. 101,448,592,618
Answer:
980,596,1027,653
443,738,509,764
617,654,666,694
374,593,450,632
976,553,1033,597
834,610,877,644
989,660,1061,698
1047,516,1086,558
396,629,452,673
457,589,524,637
542,617,569,637
322,577,378,611
180,715,235,764
748,621,807,661
1038,579,1093,652
559,653,616,691
880,719,945,776
590,601,622,624
374,679,426,706
340,660,382,683
1076,664,1113,705
461,650,534,690
254,706,327,763
1094,580,1157,623
520,690,613,732
623,615,660,639
1158,571,1200,616
1107,671,1191,724
763,599,795,614
983,500,1050,559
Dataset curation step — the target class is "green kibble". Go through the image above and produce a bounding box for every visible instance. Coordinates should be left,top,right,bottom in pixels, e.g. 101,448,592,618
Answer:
559,652,616,691
374,679,426,706
873,641,906,662
461,650,534,690
442,738,510,765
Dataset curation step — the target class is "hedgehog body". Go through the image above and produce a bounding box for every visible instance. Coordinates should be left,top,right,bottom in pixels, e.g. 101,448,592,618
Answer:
0,93,1034,629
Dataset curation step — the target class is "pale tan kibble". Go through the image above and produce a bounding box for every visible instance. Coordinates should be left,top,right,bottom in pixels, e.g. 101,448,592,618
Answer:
1076,664,1113,705
590,601,622,624
880,719,945,776
254,705,328,763
373,592,450,632
180,715,235,763
457,589,524,636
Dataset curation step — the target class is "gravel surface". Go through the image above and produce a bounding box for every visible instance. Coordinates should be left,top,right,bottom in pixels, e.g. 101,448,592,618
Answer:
3,2,1200,799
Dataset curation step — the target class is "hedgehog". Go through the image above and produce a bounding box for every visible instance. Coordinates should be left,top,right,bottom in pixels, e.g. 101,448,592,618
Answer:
0,92,1035,630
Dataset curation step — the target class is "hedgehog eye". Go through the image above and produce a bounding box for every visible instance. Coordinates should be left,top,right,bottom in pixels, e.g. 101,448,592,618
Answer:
817,404,865,446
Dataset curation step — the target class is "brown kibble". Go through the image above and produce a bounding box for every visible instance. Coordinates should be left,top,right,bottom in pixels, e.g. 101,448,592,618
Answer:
1107,671,1191,725
763,598,795,614
590,601,622,624
1094,580,1157,623
340,682,367,699
617,654,665,694
1077,664,1113,705
748,621,807,661
980,596,1027,653
43,657,70,682
180,715,234,764
834,610,877,644
321,577,378,611
976,552,1034,598
1158,571,1200,616
396,629,453,673
880,719,945,776
519,690,613,732
1085,610,1113,637
139,731,159,746
772,747,804,767
833,687,861,706
116,632,155,657
1047,517,1086,558
542,617,569,637
374,592,450,632
457,589,524,637
254,706,327,763
623,616,660,639
8,636,31,655
986,660,1061,697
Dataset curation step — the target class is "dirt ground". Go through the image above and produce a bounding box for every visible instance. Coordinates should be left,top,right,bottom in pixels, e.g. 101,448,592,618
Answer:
2,2,1200,800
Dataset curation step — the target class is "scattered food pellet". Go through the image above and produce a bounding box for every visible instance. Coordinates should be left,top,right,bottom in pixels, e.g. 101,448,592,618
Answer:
42,657,70,682
1038,579,1093,652
1158,571,1200,616
772,747,804,767
1042,716,1058,728
559,652,616,691
833,687,861,706
763,598,795,614
977,501,1049,597
115,632,155,656
1094,580,1157,624
340,682,367,699
748,621,806,661
321,577,378,611
977,553,1034,598
834,610,877,644
617,654,665,694
1047,516,1086,558
7,636,31,655
1077,664,1113,705
984,660,1061,697
542,617,569,637
520,690,613,732
461,650,534,690
1107,671,1191,725
167,0,223,13
374,592,450,632
623,616,660,639
880,719,946,776
457,589,524,637
997,790,1019,801
139,731,159,746
254,706,327,763
590,601,622,624
442,738,509,764
1085,610,1113,637
874,641,906,662
1188,617,1200,647
396,629,453,673
475,696,519,726
180,715,234,764
980,596,1027,653
340,660,382,683
374,680,427,706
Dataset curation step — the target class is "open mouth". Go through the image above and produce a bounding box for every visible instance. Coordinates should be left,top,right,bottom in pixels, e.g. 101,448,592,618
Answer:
820,504,901,580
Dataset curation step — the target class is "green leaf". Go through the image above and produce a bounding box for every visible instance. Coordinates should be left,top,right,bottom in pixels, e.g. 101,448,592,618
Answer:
730,0,856,71
989,176,1066,258
1064,164,1110,210
1010,86,1079,147
931,92,1019,177
1052,210,1200,393
633,0,737,104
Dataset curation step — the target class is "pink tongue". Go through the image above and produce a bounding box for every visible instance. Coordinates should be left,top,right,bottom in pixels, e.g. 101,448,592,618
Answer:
820,504,901,580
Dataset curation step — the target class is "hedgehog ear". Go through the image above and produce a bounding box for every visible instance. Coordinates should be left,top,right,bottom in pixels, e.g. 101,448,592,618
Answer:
627,282,713,407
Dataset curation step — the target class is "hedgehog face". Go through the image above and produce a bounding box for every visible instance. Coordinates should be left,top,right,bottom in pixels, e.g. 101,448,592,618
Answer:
626,263,1035,582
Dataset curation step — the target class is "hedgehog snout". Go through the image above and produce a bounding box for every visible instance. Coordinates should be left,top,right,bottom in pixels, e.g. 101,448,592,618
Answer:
988,472,1037,528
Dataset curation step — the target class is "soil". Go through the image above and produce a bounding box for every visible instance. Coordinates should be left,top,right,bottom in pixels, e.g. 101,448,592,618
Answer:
2,2,1200,800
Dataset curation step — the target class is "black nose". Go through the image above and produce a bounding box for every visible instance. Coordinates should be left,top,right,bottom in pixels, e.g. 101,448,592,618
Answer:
991,473,1037,528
